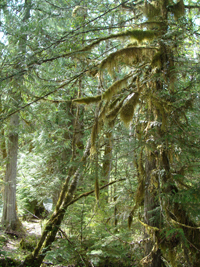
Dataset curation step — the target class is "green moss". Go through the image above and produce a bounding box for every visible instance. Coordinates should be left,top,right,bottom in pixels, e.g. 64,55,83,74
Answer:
106,98,125,121
90,120,99,154
73,95,101,105
120,92,140,127
127,29,156,43
151,52,162,68
100,47,156,74
143,1,161,20
102,75,130,100
171,0,185,19
82,29,156,52
20,235,38,251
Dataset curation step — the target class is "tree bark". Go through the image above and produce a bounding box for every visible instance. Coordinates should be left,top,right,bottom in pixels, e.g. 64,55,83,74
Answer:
2,114,19,230
103,128,113,204
142,152,165,267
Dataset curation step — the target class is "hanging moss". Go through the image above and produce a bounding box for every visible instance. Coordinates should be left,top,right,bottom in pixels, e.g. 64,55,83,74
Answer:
108,95,122,110
102,75,131,100
73,75,130,105
138,149,145,177
99,100,110,121
128,210,134,229
90,102,109,154
73,95,101,105
100,47,156,75
120,92,140,127
171,0,185,20
82,29,156,52
143,1,161,20
127,29,156,43
151,51,162,68
91,120,99,154
128,178,145,228
106,97,125,121
153,100,167,132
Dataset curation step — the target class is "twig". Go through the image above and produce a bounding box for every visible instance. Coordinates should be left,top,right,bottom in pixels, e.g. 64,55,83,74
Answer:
22,207,40,220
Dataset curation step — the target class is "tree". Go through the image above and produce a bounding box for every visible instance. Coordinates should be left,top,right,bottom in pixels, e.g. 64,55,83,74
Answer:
1,0,31,230
2,114,19,230
72,1,200,266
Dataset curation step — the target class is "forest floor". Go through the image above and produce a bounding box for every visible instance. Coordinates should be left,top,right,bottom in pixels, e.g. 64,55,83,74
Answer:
0,220,43,265
0,219,71,266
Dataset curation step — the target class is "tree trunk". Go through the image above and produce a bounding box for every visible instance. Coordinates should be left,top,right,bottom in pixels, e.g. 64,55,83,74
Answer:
143,152,165,267
2,114,19,230
103,129,113,203
161,151,200,266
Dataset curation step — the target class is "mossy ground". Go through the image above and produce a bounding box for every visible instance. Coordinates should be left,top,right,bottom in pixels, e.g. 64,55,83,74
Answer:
0,220,42,266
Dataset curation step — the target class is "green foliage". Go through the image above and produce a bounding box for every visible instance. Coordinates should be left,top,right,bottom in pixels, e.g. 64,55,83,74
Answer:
0,257,20,267
46,217,142,267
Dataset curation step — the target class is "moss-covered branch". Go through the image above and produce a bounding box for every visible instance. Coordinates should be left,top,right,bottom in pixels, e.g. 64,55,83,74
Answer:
73,74,132,105
82,29,157,52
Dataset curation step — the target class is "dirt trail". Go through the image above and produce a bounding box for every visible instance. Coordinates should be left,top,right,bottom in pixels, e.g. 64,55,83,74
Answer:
23,219,42,236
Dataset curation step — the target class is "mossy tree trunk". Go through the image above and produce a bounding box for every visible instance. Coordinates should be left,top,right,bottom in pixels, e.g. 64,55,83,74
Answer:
102,128,113,204
140,1,200,264
161,150,200,266
21,139,90,266
142,151,166,267
21,170,82,267
21,100,88,266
